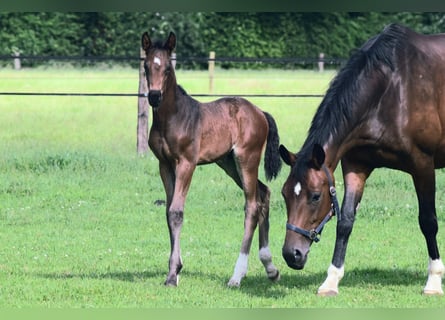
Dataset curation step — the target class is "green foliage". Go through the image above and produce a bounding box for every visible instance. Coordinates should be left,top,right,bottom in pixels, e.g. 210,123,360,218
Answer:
1,13,445,69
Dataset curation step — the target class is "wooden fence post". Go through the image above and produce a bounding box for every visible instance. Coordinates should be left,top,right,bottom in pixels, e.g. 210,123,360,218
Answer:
171,52,177,70
13,52,21,70
137,47,149,155
318,53,325,72
208,51,215,93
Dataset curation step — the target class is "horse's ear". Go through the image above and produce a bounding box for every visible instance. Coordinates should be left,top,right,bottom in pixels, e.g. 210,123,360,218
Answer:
141,32,151,52
164,32,176,53
279,145,297,166
311,144,325,169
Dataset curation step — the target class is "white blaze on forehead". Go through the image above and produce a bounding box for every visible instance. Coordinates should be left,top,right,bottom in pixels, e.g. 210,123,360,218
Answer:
153,56,161,66
294,182,302,196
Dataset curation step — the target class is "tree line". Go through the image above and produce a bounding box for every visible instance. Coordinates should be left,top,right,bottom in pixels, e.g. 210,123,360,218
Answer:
1,12,444,69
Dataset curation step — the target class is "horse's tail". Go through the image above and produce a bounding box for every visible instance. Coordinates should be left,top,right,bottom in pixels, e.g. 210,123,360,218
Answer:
263,112,282,181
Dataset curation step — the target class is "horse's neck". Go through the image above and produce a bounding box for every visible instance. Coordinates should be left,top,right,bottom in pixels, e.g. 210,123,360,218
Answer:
322,140,344,174
153,81,187,124
157,76,179,113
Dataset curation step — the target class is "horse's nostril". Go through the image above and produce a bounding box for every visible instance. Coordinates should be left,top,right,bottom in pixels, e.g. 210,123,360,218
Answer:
294,249,302,260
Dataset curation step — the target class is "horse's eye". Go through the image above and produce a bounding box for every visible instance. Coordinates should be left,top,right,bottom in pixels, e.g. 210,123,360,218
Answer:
310,192,321,203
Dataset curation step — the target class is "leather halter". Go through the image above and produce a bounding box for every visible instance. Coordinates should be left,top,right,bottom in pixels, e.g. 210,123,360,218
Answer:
286,164,341,243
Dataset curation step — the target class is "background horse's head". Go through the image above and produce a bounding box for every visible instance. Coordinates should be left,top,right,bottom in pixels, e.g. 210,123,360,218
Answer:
141,31,176,108
279,144,334,269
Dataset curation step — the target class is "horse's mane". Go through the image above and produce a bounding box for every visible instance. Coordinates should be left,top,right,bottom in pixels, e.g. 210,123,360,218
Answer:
300,23,409,156
289,23,411,182
178,85,188,96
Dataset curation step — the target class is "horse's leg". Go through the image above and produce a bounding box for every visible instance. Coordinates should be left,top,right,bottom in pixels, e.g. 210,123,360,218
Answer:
216,155,249,286
412,166,444,295
229,151,265,287
158,161,178,285
162,159,196,286
318,161,370,296
257,180,280,282
217,153,261,287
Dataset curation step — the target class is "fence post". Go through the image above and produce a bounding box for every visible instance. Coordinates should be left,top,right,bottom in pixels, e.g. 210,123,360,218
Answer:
137,47,149,155
208,51,215,93
171,52,177,70
13,51,21,70
318,53,324,72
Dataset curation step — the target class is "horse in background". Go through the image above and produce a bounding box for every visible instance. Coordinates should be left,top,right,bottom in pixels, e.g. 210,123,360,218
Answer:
279,23,445,295
141,31,282,287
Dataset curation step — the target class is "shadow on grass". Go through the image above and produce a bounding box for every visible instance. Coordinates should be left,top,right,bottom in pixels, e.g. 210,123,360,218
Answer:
235,266,425,298
36,266,425,299
37,270,167,283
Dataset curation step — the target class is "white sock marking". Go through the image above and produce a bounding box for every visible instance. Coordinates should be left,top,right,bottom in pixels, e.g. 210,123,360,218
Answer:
228,253,249,287
318,263,344,295
259,246,279,279
424,258,444,295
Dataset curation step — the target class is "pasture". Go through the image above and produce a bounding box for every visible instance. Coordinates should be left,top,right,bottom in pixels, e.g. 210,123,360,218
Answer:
0,67,445,308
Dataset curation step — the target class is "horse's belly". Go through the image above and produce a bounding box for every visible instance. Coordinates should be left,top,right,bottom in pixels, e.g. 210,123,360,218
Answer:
434,143,445,168
198,140,233,163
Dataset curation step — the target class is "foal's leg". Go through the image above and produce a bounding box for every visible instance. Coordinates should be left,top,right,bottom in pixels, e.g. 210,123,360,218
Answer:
216,155,256,286
412,168,444,295
161,159,196,286
257,180,280,282
224,152,263,287
216,156,250,286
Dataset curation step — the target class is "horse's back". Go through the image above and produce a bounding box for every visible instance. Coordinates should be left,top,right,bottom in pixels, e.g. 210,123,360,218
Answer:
398,31,445,168
197,97,268,163
352,27,445,170
201,96,267,128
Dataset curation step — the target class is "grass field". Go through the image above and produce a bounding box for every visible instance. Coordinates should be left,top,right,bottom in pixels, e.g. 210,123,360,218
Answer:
0,67,445,308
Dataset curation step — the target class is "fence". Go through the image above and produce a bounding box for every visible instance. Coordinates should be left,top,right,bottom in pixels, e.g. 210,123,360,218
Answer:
0,53,344,98
0,53,345,154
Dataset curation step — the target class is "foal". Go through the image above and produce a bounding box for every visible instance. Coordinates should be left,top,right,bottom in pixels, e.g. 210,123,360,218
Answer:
142,31,282,287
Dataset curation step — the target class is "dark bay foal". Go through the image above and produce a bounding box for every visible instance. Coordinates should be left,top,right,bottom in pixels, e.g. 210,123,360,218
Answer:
142,31,282,287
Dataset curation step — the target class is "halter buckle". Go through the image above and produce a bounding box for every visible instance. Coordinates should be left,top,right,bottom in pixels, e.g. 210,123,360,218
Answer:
309,229,320,242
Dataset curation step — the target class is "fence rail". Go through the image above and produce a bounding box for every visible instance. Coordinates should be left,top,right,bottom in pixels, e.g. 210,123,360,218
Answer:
0,54,335,99
0,54,346,65
0,92,324,98
0,53,333,154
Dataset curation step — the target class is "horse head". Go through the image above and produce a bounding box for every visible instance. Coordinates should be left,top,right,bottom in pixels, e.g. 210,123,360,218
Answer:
141,31,176,108
279,144,337,270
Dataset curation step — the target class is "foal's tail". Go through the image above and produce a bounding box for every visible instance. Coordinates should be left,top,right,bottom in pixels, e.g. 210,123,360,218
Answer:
263,112,282,181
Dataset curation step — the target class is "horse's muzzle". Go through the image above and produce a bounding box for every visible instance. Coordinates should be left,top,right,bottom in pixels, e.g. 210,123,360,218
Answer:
282,246,309,270
148,90,162,108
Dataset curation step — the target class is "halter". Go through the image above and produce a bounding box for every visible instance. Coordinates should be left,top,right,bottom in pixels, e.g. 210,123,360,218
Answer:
286,164,341,243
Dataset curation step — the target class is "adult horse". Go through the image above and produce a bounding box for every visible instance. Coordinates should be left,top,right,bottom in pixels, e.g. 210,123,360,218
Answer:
141,31,282,287
279,23,445,296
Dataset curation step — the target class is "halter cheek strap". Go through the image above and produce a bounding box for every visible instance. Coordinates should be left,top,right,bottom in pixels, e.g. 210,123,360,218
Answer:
286,164,341,243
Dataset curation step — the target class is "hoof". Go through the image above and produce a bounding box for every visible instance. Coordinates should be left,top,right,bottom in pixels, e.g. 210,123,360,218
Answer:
268,270,281,282
164,275,179,287
227,278,241,288
422,289,444,296
317,289,338,297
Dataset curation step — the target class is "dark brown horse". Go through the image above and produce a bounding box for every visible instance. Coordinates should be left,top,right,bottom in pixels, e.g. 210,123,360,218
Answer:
141,31,282,287
280,23,445,296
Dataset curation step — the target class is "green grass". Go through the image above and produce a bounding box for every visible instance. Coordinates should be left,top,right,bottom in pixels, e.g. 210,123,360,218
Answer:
0,67,444,308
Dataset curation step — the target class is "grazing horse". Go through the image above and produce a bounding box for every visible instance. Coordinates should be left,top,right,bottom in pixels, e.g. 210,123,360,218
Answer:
141,31,282,287
279,23,445,296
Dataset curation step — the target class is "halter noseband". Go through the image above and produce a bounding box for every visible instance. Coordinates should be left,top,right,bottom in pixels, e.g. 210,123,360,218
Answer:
286,164,341,243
